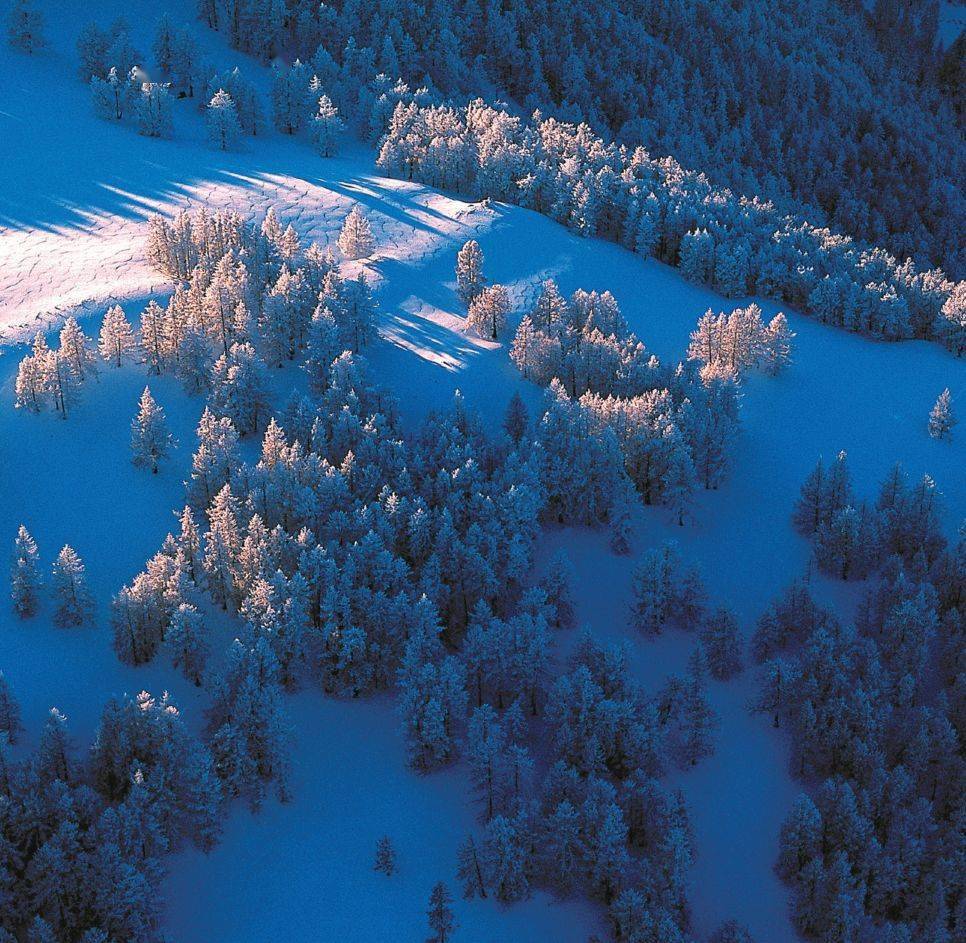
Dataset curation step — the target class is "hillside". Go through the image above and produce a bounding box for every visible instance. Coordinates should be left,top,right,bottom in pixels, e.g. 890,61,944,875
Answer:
0,3,963,943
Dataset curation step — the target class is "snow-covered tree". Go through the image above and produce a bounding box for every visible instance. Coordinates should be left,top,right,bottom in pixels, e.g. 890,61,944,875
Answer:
51,545,93,627
59,317,98,380
0,672,22,744
165,602,208,685
98,304,137,366
927,388,955,440
131,387,176,473
456,240,485,307
762,312,795,376
7,0,43,52
11,524,41,618
309,94,344,156
206,89,242,151
467,284,510,340
337,206,375,260
135,82,173,138
209,342,271,436
699,608,743,680
270,59,311,135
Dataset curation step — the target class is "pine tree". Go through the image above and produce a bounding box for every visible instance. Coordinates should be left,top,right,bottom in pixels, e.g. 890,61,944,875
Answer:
456,240,485,307
11,524,41,617
374,835,396,876
338,206,376,260
503,391,528,445
309,94,344,156
131,386,176,473
59,316,98,380
456,834,488,899
927,388,955,441
762,312,794,376
99,304,137,366
165,602,208,685
135,82,174,138
427,881,456,943
51,545,94,627
7,0,43,53
206,89,242,151
699,608,744,680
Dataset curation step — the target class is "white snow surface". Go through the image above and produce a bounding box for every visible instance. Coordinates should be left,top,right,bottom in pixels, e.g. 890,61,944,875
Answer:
0,4,963,942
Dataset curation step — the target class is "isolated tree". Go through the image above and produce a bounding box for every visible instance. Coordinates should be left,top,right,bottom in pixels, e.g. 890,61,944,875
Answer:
309,94,344,156
338,206,375,259
456,240,485,307
131,387,176,473
467,284,510,340
7,0,42,52
51,545,93,627
206,89,242,151
927,388,955,440
374,835,396,876
11,524,41,617
98,304,137,366
427,881,456,943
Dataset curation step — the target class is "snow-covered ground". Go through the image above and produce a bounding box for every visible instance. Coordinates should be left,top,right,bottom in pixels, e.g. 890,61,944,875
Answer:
1,4,963,942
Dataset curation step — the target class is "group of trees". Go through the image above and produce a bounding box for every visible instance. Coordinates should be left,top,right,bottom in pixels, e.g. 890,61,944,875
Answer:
686,304,794,380
752,505,963,940
10,527,94,628
14,317,99,417
493,262,743,522
0,686,222,941
377,100,963,353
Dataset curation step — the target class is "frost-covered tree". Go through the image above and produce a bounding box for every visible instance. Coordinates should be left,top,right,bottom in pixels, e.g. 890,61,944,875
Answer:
270,59,311,134
7,0,43,52
206,89,242,151
699,608,743,680
761,312,794,376
373,835,396,876
165,602,208,685
456,833,488,899
11,524,41,618
467,284,510,340
337,206,375,260
309,94,344,156
51,545,93,627
131,387,176,473
456,240,485,308
709,920,755,943
135,82,173,138
209,342,271,436
927,388,955,441
98,304,137,366
59,317,98,381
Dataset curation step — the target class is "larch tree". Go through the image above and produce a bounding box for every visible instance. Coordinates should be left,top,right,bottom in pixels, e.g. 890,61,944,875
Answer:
762,312,795,375
467,284,510,340
456,240,485,307
98,304,137,366
0,672,22,744
59,317,98,381
131,387,176,473
309,94,344,156
373,835,396,876
927,388,955,440
337,206,375,260
206,89,242,151
11,524,41,618
427,881,456,943
51,545,93,628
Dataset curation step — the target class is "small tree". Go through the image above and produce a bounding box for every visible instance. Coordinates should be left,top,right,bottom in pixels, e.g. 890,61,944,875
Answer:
427,881,456,943
455,240,485,308
373,835,396,876
98,304,137,366
309,94,344,157
11,524,41,618
131,386,176,473
135,82,174,138
338,206,375,260
206,89,242,151
467,284,510,340
51,545,93,627
928,388,955,441
699,608,744,681
0,672,22,744
7,0,43,53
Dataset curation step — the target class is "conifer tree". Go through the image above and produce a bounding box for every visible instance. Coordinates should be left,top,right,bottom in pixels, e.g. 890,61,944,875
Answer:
309,94,344,156
456,240,485,307
98,304,137,367
699,608,744,680
373,835,396,876
11,524,41,618
51,545,94,627
927,388,955,440
165,602,208,685
131,387,176,473
467,284,510,340
0,672,22,744
206,89,242,151
427,881,456,943
456,834,488,899
503,391,528,445
59,316,98,380
7,0,43,53
337,206,375,260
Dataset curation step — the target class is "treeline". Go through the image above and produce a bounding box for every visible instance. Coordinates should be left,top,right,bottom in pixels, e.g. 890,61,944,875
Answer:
747,457,964,941
189,0,964,280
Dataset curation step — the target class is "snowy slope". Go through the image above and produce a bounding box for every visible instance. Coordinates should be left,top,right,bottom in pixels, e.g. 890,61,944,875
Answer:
0,4,963,943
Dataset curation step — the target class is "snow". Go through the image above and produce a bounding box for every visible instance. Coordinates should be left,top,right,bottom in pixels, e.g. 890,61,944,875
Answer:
0,4,963,943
